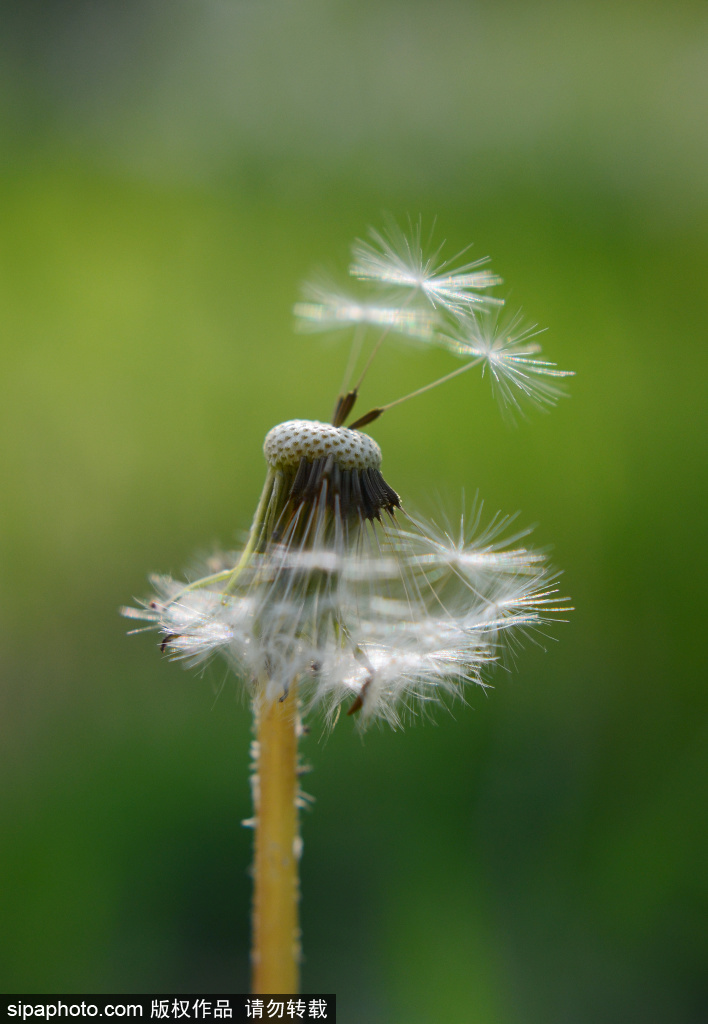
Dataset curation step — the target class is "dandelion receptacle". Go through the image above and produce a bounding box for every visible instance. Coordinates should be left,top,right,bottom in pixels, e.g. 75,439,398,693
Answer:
123,219,573,994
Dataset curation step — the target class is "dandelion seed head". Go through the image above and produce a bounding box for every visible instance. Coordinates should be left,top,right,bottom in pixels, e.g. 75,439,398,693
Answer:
123,219,573,729
264,419,382,472
123,463,568,728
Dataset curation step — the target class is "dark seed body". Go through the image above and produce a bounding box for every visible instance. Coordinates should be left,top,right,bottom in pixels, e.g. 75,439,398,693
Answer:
285,455,399,521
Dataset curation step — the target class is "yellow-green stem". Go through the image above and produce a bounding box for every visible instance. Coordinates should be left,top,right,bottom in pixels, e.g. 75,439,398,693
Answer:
251,683,300,993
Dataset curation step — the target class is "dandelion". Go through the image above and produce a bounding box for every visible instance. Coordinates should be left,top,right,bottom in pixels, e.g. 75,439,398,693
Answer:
122,220,573,994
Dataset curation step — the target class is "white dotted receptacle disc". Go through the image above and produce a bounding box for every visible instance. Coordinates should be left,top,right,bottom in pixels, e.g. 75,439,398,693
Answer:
264,420,382,471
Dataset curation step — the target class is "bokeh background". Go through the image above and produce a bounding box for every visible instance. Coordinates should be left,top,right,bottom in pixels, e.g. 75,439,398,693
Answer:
1,2,707,1021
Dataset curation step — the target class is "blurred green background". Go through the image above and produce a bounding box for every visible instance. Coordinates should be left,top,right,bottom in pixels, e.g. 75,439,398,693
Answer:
1,1,707,1020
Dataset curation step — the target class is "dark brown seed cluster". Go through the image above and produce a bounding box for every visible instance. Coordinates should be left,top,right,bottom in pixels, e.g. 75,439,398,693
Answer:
283,453,400,524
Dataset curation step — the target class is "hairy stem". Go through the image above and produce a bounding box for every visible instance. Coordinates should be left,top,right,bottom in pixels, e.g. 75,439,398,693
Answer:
251,682,301,993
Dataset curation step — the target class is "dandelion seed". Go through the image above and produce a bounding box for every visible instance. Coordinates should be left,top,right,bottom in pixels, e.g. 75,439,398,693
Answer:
397,507,548,587
294,280,436,341
440,309,575,413
350,219,504,315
